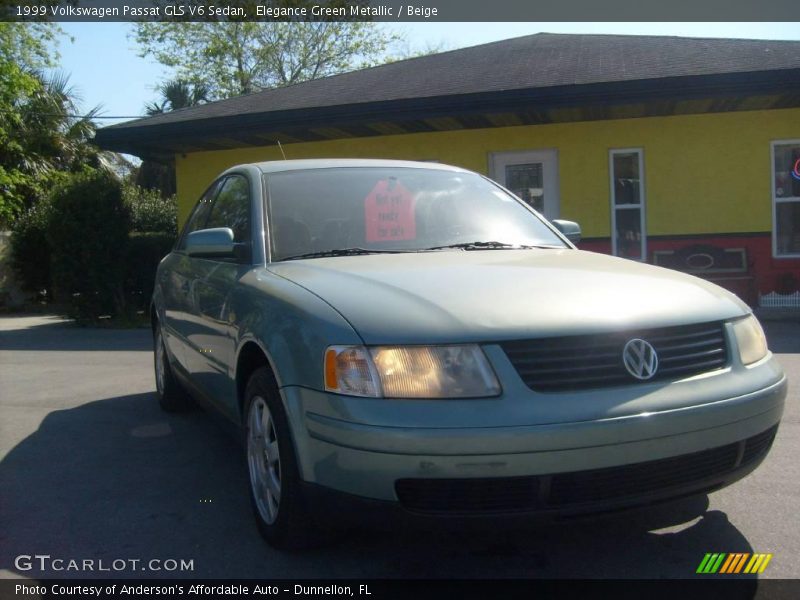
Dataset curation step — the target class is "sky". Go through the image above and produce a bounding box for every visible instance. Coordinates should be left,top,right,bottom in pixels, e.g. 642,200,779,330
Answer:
55,22,800,127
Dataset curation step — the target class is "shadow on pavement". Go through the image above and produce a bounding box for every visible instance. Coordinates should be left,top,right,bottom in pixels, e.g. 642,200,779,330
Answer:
0,317,151,352
0,392,761,580
763,320,800,354
3,315,796,356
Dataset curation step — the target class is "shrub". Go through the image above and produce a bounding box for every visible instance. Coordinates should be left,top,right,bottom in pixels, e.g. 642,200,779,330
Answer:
123,184,178,235
10,173,178,321
9,195,54,297
124,232,176,314
46,170,131,322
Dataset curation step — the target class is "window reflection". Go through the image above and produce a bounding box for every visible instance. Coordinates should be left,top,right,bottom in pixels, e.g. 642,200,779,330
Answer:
611,150,645,260
776,202,800,256
266,167,566,260
615,209,643,259
505,163,544,212
206,176,251,244
773,143,800,257
613,153,641,205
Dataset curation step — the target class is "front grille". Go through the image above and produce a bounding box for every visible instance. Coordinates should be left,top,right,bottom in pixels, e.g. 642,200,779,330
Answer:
741,426,778,466
395,426,777,514
548,443,740,506
501,321,729,393
395,477,539,513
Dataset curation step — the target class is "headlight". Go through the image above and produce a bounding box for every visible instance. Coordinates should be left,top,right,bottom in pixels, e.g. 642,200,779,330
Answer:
324,346,380,397
731,314,768,365
324,344,501,398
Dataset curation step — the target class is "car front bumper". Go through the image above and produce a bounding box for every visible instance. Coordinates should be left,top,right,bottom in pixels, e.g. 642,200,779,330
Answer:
280,355,786,516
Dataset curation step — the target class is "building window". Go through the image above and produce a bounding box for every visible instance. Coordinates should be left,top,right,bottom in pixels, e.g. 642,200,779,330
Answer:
490,149,560,219
610,149,646,260
772,140,800,258
505,163,544,212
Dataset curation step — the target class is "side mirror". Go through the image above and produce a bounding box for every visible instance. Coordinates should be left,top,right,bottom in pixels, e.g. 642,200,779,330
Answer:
551,219,582,244
186,227,236,258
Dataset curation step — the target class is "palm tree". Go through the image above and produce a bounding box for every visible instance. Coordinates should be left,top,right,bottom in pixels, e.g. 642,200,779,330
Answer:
1,66,132,226
19,71,102,175
139,79,209,195
145,79,209,115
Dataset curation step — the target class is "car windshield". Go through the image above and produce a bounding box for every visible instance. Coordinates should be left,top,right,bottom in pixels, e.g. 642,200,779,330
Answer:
266,167,567,261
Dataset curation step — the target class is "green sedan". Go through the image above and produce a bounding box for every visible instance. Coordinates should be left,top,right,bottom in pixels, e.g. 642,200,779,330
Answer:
151,159,786,549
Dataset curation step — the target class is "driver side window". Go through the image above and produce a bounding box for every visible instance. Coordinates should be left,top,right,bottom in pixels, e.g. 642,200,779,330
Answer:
177,180,222,251
205,175,251,245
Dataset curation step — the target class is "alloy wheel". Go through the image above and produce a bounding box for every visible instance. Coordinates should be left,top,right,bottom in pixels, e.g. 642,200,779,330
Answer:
247,396,282,525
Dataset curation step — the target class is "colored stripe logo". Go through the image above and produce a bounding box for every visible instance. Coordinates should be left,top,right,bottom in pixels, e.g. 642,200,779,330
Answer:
696,553,773,574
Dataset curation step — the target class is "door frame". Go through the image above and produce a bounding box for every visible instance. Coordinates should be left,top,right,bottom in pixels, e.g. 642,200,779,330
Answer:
609,147,647,260
489,149,560,219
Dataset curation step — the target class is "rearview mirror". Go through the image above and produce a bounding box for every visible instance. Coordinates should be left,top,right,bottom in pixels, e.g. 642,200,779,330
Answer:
551,219,581,244
186,227,236,258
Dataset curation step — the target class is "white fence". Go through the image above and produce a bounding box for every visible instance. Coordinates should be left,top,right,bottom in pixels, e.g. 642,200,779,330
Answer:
759,291,800,308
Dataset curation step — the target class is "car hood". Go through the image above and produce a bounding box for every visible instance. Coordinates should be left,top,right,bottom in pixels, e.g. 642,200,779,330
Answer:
266,249,750,344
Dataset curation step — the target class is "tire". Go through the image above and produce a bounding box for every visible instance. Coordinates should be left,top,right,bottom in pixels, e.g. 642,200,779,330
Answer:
153,324,192,412
244,367,320,550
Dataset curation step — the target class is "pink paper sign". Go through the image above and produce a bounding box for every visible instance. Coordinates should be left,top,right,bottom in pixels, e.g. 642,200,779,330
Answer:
364,179,416,242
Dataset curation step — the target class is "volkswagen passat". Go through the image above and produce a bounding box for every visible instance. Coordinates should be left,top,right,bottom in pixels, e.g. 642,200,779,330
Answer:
151,159,786,549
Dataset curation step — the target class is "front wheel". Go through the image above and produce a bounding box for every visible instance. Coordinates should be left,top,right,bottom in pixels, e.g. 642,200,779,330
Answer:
245,367,320,550
153,325,192,412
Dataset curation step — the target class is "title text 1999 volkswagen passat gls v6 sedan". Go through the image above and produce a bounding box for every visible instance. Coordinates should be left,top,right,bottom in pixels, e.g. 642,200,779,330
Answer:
151,159,786,549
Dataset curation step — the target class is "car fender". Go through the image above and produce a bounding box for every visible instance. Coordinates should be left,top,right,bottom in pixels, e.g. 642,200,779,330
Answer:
232,266,362,404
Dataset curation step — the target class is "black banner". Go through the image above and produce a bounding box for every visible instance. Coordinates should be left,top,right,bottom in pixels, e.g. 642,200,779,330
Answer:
3,0,800,22
3,579,800,600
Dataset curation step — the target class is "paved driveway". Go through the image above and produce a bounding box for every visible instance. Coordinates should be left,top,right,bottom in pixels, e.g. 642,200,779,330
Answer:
1,314,798,579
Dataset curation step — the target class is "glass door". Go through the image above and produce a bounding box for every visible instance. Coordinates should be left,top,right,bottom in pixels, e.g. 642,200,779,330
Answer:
490,150,560,220
609,149,647,260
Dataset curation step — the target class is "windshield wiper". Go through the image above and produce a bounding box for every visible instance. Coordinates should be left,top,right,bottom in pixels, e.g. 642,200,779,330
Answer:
424,241,562,251
283,242,563,260
282,247,411,261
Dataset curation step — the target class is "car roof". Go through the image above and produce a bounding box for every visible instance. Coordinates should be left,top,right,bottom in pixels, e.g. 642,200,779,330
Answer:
248,158,470,175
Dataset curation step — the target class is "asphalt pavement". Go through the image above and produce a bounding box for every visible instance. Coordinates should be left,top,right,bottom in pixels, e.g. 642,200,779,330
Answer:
0,314,798,579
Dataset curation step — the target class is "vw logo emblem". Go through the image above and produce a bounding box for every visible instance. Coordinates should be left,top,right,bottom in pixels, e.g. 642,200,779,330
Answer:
623,338,659,380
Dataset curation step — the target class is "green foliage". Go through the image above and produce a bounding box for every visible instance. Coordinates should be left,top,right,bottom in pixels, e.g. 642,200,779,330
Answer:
11,173,179,320
0,167,32,225
9,193,54,295
133,160,176,198
46,170,131,322
120,186,177,315
145,79,209,115
0,22,62,72
3,23,171,321
0,25,46,225
139,78,208,198
124,232,176,314
0,24,110,227
123,183,178,235
20,71,102,171
133,21,401,99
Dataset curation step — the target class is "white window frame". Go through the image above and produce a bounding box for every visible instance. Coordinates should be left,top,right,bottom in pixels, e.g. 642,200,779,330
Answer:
489,149,560,220
771,139,800,259
609,148,647,261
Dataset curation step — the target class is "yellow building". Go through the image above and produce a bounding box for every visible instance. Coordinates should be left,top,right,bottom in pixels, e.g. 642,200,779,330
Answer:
97,33,800,305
